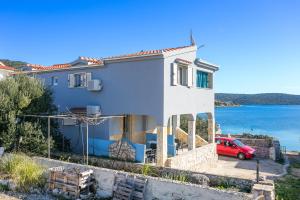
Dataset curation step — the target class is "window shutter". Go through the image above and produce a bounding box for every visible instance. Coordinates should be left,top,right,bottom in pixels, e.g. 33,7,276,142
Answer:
68,74,75,88
187,67,193,87
172,63,178,86
86,72,92,86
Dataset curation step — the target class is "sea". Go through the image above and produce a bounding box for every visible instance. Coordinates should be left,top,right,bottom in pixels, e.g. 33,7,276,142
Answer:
215,105,300,151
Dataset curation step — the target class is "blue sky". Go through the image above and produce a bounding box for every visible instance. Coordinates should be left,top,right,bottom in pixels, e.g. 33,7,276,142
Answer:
1,0,300,94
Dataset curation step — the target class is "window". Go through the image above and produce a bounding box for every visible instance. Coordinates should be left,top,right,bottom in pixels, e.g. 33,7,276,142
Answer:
51,76,58,86
233,139,245,147
177,65,188,86
74,73,86,87
196,70,212,88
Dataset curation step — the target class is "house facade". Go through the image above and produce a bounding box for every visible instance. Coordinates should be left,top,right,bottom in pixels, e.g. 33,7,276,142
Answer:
0,62,16,80
20,43,219,167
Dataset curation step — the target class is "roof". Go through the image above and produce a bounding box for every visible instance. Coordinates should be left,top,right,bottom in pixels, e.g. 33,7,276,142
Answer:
23,45,196,73
79,56,103,65
215,137,236,141
175,58,192,65
195,58,219,72
27,63,71,70
0,65,16,71
104,45,191,60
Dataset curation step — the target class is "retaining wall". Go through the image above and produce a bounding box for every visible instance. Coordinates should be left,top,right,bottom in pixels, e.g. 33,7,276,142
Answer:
34,157,251,200
166,143,218,171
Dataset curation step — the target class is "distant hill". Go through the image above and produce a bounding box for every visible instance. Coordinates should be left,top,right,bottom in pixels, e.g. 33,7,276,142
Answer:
216,93,300,105
0,59,27,69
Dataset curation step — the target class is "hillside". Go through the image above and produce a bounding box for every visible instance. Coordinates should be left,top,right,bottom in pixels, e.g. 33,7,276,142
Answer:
0,59,27,69
216,93,300,105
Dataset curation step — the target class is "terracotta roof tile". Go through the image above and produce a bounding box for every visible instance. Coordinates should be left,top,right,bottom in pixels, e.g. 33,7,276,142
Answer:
24,45,193,72
27,63,71,71
104,45,191,60
0,65,16,71
79,56,103,64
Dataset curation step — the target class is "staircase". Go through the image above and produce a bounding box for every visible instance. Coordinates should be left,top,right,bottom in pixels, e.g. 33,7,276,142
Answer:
175,127,208,148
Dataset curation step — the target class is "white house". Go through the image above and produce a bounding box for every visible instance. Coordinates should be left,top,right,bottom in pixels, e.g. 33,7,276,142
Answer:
20,41,219,169
0,62,15,80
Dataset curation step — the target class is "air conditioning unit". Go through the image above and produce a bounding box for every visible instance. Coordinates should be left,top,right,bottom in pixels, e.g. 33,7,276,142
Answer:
87,80,102,91
87,105,101,116
63,118,77,126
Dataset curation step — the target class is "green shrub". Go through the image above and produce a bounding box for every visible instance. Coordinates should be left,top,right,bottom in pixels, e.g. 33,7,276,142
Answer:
0,153,46,191
275,175,300,200
141,164,157,176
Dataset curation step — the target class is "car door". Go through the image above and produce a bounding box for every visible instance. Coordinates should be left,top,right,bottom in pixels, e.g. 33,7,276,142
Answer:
217,139,227,155
225,140,239,156
215,138,222,154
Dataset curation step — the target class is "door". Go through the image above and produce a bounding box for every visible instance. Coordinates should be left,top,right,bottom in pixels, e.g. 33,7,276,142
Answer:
216,139,226,155
224,140,239,156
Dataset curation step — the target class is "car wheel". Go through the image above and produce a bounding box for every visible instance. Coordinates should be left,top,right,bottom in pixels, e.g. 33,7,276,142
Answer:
238,153,245,160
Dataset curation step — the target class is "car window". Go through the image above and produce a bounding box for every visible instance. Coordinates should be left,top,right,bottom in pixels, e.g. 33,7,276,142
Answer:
233,139,245,147
216,139,221,144
224,140,233,147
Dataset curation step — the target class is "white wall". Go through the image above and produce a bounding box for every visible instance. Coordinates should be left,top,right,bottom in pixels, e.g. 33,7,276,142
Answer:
163,46,215,125
33,157,251,200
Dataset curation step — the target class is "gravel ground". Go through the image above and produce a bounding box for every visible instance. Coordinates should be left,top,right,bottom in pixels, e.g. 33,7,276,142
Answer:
0,191,57,200
196,156,284,180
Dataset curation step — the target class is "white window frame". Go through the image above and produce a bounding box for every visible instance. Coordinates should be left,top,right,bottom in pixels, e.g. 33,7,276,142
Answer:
51,76,58,86
73,72,86,88
177,65,188,86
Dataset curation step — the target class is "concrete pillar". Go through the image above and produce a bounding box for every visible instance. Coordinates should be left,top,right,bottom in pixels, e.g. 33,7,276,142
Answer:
188,120,196,150
176,115,180,128
172,115,177,136
157,126,168,167
207,114,215,143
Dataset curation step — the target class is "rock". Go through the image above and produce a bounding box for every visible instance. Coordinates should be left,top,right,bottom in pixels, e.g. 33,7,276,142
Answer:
0,179,9,186
52,188,60,195
8,180,17,191
188,173,210,186
96,189,111,198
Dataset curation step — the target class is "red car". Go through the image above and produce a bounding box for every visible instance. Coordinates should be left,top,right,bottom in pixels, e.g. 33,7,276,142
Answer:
215,137,256,160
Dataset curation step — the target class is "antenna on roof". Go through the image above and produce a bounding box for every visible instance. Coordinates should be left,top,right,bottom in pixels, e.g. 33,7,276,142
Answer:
190,29,196,46
198,44,205,49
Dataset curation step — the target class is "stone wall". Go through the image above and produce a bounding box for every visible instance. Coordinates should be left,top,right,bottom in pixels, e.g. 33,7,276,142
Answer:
166,143,218,171
238,138,276,160
33,157,251,200
50,152,253,191
109,140,136,161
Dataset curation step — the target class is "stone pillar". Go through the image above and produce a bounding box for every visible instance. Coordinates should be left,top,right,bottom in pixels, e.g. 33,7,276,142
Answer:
172,115,177,136
157,126,168,167
207,114,215,143
188,120,196,150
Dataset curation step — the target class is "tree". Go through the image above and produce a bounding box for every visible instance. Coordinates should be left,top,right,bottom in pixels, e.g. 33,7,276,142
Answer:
0,75,67,155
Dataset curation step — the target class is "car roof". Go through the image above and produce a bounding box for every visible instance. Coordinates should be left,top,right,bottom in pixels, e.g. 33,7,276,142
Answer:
215,137,235,141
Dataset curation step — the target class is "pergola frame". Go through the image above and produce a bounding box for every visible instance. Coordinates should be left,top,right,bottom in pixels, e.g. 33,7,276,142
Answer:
18,113,125,165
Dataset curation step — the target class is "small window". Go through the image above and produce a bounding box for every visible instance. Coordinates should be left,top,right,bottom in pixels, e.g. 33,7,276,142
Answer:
74,73,86,87
216,139,221,145
177,65,188,86
51,76,58,86
196,70,212,88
